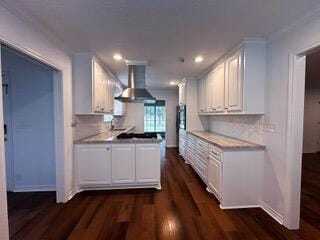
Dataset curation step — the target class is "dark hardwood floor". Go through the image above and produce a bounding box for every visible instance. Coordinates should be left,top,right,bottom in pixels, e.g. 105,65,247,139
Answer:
7,149,320,240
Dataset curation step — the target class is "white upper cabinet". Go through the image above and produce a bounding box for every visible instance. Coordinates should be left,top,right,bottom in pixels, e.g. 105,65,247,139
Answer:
213,63,225,112
74,52,115,114
178,82,186,105
93,60,106,112
225,49,242,111
198,75,208,113
198,40,266,115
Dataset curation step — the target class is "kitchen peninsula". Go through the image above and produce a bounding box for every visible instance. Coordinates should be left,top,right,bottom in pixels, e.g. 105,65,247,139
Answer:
74,126,162,192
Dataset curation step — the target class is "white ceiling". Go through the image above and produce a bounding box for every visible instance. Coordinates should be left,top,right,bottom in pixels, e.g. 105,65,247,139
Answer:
9,0,320,89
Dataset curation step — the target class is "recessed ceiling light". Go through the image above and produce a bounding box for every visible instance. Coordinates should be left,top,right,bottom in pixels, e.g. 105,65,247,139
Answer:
113,54,122,61
194,56,203,63
170,81,176,85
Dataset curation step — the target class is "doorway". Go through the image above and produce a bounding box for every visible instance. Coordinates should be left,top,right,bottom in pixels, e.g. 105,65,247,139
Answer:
1,45,56,193
285,46,320,229
300,50,320,230
1,45,59,237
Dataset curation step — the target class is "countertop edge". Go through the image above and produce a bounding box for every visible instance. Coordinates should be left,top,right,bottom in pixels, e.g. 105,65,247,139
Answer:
74,126,163,144
188,131,266,151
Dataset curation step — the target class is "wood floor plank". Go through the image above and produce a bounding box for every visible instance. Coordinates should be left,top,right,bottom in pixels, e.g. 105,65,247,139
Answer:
6,150,320,239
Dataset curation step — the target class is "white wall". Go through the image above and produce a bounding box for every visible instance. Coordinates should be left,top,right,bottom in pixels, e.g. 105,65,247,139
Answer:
261,9,320,224
303,88,320,153
209,115,263,144
2,47,56,191
149,89,179,147
123,89,179,147
0,0,73,219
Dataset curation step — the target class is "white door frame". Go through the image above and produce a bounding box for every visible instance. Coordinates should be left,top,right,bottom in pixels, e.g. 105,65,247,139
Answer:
0,44,9,240
2,70,14,191
0,39,65,203
284,43,320,229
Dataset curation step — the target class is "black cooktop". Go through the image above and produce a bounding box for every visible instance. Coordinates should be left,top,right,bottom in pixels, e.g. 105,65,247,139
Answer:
116,133,158,139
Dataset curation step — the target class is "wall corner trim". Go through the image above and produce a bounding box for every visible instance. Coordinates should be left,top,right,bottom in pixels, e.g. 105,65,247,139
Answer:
260,201,284,225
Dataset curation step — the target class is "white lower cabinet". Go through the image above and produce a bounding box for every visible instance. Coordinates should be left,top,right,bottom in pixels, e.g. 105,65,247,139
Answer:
76,144,111,185
136,144,160,183
75,143,161,190
111,144,135,184
186,133,264,209
208,157,221,199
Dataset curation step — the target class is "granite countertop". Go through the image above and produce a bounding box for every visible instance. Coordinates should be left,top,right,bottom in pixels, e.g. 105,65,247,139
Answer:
74,126,162,144
188,131,265,150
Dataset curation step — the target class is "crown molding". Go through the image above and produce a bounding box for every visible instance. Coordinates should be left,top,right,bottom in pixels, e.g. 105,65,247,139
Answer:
267,6,320,42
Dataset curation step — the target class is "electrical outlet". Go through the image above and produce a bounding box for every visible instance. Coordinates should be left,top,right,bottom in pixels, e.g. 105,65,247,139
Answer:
262,123,277,133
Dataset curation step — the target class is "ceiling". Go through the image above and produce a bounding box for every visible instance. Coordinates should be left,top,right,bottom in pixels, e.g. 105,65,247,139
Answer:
8,0,320,89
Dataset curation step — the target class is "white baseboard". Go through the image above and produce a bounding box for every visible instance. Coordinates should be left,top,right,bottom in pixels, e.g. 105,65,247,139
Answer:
13,185,56,192
260,201,284,225
65,188,77,202
220,204,260,210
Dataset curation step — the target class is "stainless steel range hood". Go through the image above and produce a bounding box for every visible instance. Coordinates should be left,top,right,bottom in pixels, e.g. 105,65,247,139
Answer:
115,64,155,103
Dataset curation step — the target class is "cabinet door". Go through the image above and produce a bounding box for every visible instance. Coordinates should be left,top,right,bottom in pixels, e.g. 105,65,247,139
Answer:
208,157,222,198
107,79,114,113
111,144,135,184
76,145,111,185
212,63,225,112
103,76,112,114
198,76,207,113
225,50,243,111
92,61,105,112
136,144,160,183
179,83,186,105
100,70,108,113
207,71,214,112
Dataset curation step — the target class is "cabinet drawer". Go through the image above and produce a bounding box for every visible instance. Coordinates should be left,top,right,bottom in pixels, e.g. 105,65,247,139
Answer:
209,145,222,160
197,152,208,165
197,140,209,152
187,135,196,142
197,146,208,157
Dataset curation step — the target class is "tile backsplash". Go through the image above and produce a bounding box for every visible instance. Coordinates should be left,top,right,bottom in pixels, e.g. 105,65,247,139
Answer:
73,115,126,140
208,115,263,144
73,115,110,140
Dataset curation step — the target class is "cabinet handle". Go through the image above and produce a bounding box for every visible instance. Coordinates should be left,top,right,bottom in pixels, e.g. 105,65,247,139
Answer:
225,107,229,110
106,147,110,150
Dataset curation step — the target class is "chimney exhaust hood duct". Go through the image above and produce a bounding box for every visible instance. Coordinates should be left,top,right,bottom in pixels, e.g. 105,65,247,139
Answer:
115,62,155,103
